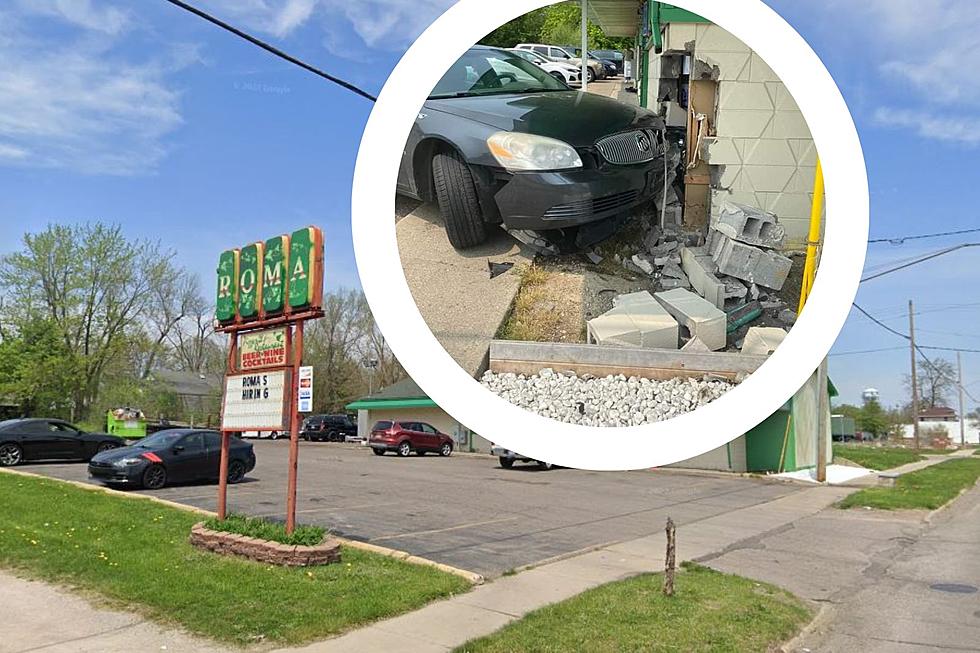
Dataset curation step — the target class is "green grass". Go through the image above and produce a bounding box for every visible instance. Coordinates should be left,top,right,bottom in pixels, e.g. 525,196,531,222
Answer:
838,457,980,511
0,472,470,645
833,445,924,470
204,512,325,546
455,563,811,653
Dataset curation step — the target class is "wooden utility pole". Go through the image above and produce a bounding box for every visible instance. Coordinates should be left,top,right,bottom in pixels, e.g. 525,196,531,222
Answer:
663,517,676,597
957,352,966,447
909,300,920,449
815,359,829,483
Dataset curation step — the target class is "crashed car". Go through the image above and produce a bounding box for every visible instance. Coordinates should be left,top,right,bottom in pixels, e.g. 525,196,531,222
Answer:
397,45,667,249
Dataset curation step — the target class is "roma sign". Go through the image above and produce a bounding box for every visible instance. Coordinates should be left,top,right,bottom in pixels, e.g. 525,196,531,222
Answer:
239,327,287,371
216,226,323,325
221,370,290,431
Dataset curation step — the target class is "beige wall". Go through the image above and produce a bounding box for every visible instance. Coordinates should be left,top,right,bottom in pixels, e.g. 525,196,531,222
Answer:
669,435,747,472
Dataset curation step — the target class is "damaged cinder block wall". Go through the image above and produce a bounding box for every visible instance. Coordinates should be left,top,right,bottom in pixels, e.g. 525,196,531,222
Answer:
656,22,817,247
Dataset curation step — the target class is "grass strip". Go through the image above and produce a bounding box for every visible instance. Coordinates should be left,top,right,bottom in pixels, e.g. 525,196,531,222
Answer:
204,512,325,546
832,445,926,471
838,457,980,511
455,563,810,653
0,471,469,645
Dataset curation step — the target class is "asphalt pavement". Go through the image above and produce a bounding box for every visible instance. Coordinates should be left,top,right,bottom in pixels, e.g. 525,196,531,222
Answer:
19,440,801,577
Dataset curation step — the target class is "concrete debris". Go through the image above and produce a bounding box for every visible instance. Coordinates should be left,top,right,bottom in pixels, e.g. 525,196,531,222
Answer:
710,233,792,290
660,260,686,280
649,240,680,258
680,335,711,352
506,228,559,256
654,288,727,351
778,308,797,325
588,291,679,349
654,254,681,266
488,260,514,279
715,201,786,249
760,297,785,310
584,250,604,265
721,276,748,300
749,283,760,300
631,254,655,276
740,326,787,356
660,276,691,290
480,369,733,427
681,247,725,309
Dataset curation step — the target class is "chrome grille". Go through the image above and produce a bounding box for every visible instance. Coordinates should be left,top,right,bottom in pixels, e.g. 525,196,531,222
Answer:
595,129,659,165
542,190,640,220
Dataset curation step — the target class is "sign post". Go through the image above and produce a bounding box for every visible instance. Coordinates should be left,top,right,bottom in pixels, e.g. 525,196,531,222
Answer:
215,226,324,534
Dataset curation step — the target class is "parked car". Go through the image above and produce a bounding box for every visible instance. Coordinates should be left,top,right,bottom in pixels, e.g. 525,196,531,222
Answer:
507,48,581,86
369,420,454,457
242,430,283,439
397,46,667,249
88,429,255,490
514,43,603,81
0,418,124,467
591,49,625,75
567,47,619,77
301,414,357,442
491,445,554,470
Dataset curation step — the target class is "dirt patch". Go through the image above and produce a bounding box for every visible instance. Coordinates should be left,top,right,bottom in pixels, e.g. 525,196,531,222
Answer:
498,264,586,343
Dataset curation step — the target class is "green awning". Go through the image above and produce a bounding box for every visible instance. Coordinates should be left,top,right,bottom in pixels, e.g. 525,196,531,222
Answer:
345,398,438,411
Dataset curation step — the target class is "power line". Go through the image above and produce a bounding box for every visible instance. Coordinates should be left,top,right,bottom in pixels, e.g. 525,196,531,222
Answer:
868,227,980,244
828,346,906,357
161,0,377,102
860,243,980,283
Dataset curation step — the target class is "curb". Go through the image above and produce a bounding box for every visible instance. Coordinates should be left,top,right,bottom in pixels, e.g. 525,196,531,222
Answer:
0,468,484,586
779,602,833,652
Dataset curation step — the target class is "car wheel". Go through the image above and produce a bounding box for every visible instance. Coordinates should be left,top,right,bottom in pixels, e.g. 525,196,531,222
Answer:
142,464,167,490
328,430,339,442
440,442,453,457
586,68,595,83
96,442,118,453
372,448,385,456
432,150,487,249
499,457,514,469
227,460,246,484
397,441,412,457
0,443,23,467
550,70,565,82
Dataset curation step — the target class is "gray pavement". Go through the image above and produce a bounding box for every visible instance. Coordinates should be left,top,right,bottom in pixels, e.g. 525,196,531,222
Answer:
18,440,802,578
396,201,532,377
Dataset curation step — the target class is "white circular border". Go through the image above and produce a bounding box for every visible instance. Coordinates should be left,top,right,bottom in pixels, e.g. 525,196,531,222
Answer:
352,0,868,471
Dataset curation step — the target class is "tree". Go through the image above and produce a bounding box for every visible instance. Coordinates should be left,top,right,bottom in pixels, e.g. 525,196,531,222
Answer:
479,2,634,50
968,408,980,429
833,403,862,420
0,317,80,418
856,399,890,439
904,357,957,410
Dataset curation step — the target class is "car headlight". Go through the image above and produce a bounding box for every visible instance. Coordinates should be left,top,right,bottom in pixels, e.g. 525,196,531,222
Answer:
487,132,583,172
115,457,143,466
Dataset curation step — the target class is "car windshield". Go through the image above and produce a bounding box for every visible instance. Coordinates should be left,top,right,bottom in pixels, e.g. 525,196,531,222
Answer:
429,50,567,99
133,430,187,448
0,419,19,431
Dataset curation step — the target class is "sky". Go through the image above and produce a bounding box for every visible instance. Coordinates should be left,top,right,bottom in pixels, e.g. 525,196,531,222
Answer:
0,0,977,413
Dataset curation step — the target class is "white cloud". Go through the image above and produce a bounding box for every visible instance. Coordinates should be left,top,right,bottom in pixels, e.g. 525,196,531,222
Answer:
16,0,130,35
874,107,980,146
0,8,187,175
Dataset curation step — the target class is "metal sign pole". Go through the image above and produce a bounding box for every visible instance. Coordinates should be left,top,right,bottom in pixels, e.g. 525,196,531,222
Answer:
285,320,304,534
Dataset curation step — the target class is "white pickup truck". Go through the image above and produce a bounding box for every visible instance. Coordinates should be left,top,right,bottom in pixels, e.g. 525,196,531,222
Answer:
490,444,554,470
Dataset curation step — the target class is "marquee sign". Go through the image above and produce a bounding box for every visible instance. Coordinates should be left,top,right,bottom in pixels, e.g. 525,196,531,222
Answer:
221,370,290,431
216,226,323,326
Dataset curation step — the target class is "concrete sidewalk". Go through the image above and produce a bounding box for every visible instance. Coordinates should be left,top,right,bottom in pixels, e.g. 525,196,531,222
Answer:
273,484,851,653
846,447,976,487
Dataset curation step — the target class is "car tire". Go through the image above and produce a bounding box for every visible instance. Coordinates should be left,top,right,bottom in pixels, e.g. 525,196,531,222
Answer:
397,441,412,457
142,464,167,490
0,442,23,467
440,443,453,457
550,71,565,83
372,448,385,456
227,460,246,484
328,430,339,442
586,68,595,83
499,457,514,469
432,150,487,249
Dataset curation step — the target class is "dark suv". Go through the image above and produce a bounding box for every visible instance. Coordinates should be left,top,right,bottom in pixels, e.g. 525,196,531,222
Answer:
301,414,357,442
369,421,454,457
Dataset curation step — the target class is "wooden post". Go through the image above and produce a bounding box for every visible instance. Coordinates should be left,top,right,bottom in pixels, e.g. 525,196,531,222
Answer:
957,352,966,447
217,334,238,521
909,300,920,449
285,320,304,534
663,517,676,597
816,359,829,483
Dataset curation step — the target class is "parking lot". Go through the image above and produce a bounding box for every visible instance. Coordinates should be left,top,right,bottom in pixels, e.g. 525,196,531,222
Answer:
21,440,802,577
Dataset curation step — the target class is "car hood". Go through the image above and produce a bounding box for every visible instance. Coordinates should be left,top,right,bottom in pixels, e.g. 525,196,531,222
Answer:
425,91,663,148
91,444,146,464
81,431,119,441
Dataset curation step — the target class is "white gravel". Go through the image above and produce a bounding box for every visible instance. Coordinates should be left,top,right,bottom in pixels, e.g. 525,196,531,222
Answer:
480,368,734,427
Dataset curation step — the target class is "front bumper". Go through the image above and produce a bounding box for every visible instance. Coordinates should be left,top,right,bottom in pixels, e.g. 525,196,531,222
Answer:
88,462,143,484
490,160,662,231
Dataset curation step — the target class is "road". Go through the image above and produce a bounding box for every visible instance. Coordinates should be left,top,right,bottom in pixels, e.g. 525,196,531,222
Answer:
20,440,801,577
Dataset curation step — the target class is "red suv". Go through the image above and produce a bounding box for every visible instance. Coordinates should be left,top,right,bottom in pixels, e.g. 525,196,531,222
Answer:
369,421,454,457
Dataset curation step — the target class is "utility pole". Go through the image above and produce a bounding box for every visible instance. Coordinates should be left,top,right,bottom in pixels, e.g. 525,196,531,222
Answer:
580,0,589,93
909,300,920,449
957,352,966,447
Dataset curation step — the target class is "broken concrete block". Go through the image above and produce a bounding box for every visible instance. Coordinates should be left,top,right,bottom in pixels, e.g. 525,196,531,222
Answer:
654,288,727,351
740,327,787,356
681,247,725,309
680,335,711,352
631,254,654,276
714,201,786,249
654,254,681,266
711,234,792,290
660,260,686,280
585,250,603,265
721,276,748,299
659,276,691,290
588,291,679,349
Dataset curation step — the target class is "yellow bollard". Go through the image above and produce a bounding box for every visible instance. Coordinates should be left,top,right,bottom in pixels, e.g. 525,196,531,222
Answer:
798,158,824,315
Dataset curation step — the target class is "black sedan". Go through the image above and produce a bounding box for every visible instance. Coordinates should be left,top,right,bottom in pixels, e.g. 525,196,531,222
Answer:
0,418,124,467
397,46,666,249
88,429,255,490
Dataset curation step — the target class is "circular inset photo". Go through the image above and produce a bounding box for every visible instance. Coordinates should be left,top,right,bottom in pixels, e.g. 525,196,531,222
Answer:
353,0,868,470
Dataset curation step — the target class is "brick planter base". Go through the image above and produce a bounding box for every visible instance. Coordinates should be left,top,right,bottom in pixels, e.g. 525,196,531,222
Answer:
189,522,341,566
